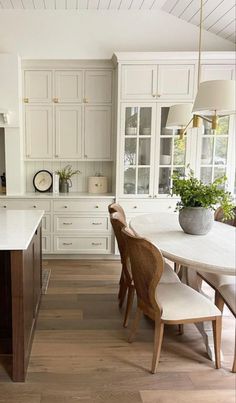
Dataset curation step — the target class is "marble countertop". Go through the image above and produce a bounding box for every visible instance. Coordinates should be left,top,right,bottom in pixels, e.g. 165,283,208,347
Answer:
0,210,44,250
0,192,115,199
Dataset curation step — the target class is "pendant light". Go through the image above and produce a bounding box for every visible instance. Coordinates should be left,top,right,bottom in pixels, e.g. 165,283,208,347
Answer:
166,0,235,138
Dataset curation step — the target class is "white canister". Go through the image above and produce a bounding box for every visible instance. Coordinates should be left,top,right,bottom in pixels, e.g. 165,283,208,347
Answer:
53,173,60,194
88,176,108,194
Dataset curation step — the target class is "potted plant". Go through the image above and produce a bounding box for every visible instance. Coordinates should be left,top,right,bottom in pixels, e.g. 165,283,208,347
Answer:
56,165,81,193
171,168,235,235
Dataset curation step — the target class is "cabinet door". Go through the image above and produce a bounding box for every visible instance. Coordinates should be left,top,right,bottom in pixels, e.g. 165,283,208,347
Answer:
121,65,157,100
157,65,194,100
55,105,82,159
201,65,235,81
155,106,188,196
25,105,53,159
24,70,52,103
55,70,83,103
120,104,156,198
84,106,112,160
85,70,112,103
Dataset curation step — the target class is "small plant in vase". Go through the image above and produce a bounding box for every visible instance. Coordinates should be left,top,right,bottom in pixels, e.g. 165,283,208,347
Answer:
171,167,235,235
56,165,81,193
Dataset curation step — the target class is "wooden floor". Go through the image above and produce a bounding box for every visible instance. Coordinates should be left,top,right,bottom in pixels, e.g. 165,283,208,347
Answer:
0,259,235,403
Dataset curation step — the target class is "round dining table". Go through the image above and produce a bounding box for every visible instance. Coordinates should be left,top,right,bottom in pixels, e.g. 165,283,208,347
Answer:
130,212,236,360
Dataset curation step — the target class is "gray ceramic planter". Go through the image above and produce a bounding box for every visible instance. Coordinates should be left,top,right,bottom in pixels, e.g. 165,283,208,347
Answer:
179,207,214,235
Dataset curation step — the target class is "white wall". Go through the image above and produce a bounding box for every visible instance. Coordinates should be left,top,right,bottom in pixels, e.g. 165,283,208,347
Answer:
0,10,234,59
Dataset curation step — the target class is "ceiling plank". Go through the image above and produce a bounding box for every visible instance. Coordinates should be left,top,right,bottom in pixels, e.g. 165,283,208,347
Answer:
98,0,110,8
67,0,77,8
108,0,122,9
33,0,45,8
202,0,235,30
21,0,34,8
215,18,235,37
170,0,192,17
0,0,14,7
129,0,144,9
141,0,156,9
78,0,88,8
162,0,181,13
88,0,99,8
189,0,224,25
119,0,133,9
152,0,168,9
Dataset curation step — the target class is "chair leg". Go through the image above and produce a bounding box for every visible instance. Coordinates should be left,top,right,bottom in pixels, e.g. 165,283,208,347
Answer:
215,290,225,313
178,324,184,335
123,285,135,328
118,270,124,299
128,307,142,343
212,316,222,369
119,282,128,309
174,262,180,274
151,318,164,374
232,336,236,373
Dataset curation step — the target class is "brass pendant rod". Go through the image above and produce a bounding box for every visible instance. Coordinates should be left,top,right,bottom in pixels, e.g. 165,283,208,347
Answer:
197,0,203,90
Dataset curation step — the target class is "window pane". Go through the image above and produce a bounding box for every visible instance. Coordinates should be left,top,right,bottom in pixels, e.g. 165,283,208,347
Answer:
160,138,172,165
160,107,177,136
214,167,226,189
124,168,136,194
159,168,171,194
138,138,150,165
138,168,150,194
124,138,136,166
201,138,213,164
125,107,138,135
216,116,229,135
173,138,186,165
201,167,212,184
139,108,152,136
214,137,228,165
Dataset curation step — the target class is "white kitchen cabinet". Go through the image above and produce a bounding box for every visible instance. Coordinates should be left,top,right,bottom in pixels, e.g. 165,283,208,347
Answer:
25,105,53,159
84,105,112,160
24,70,52,103
54,70,83,103
55,105,82,159
85,70,112,103
201,65,235,81
121,64,194,101
121,65,157,100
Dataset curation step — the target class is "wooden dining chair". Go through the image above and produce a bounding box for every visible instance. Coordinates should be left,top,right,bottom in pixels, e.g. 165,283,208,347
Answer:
121,227,222,374
108,203,126,221
198,206,236,372
110,211,180,327
110,212,134,327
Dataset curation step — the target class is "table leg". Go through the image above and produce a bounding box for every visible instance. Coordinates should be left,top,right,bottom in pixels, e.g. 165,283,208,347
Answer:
179,266,217,361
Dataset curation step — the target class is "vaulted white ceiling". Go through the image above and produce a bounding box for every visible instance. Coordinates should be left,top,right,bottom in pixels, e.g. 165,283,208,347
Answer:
0,0,235,43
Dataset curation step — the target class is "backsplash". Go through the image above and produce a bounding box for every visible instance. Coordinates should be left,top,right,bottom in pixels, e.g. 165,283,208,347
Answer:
25,161,114,193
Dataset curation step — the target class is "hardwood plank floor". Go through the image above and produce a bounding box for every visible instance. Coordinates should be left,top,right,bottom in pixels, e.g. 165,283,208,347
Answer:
0,259,235,403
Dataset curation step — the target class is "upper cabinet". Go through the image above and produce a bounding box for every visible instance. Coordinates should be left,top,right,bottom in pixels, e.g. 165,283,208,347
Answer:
201,64,235,81
85,70,112,103
24,71,52,103
54,71,83,103
23,65,113,161
121,64,194,101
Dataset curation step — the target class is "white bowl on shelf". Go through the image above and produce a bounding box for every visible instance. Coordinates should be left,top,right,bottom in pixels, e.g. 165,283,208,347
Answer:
160,154,171,165
142,127,151,135
126,127,137,135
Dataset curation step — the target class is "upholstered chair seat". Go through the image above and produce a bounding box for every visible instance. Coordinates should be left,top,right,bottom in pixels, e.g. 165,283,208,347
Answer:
156,283,221,322
160,263,180,284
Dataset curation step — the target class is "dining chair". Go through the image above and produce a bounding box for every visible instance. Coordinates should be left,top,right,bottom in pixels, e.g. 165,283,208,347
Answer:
198,206,236,372
110,212,180,327
121,227,222,374
108,203,128,312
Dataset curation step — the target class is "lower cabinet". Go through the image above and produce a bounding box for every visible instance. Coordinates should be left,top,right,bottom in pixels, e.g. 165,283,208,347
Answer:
0,196,114,255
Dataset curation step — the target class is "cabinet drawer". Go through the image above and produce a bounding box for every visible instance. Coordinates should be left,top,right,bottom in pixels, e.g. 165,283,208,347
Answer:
121,199,177,214
54,235,111,254
53,199,111,213
54,215,109,232
0,199,51,212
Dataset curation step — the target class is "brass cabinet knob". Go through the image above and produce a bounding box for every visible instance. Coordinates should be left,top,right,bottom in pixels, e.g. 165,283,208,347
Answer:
84,154,88,159
95,205,99,209
3,205,7,208
152,94,156,98
23,98,29,103
64,205,68,208
26,154,30,158
83,98,88,103
133,206,137,209
53,97,59,103
55,154,59,158
156,94,161,98
33,205,37,208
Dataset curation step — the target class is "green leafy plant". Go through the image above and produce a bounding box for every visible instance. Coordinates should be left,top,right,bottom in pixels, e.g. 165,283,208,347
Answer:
171,167,235,220
56,165,81,180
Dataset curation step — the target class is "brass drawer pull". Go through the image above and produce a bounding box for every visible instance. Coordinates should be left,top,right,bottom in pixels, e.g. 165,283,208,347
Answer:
64,205,68,208
23,98,29,103
92,222,102,225
3,205,7,208
63,222,72,225
92,242,102,246
95,205,99,209
33,205,37,208
63,242,72,245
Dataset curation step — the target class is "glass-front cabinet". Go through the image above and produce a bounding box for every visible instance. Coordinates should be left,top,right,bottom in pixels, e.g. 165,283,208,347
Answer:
119,103,234,198
157,107,187,195
199,116,232,188
121,104,155,197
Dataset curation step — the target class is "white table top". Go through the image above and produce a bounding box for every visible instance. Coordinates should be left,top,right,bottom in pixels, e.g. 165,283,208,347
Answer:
0,210,44,250
130,213,236,276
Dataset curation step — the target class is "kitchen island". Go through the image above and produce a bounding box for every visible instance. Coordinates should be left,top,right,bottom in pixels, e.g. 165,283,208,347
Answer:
0,210,43,381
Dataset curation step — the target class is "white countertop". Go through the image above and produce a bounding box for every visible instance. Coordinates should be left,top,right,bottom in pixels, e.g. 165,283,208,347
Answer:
0,192,115,199
0,210,44,250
